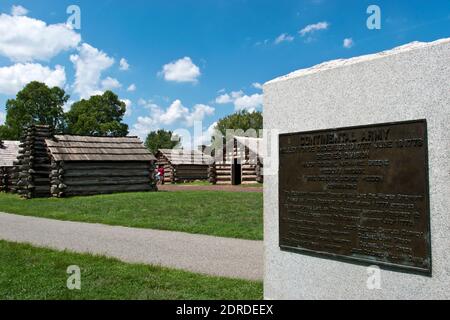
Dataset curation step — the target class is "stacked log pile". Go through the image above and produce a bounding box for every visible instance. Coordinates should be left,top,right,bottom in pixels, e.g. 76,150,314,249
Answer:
14,125,53,198
49,159,65,197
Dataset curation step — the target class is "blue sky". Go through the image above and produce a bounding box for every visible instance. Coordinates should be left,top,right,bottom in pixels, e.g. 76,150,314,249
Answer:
0,0,449,146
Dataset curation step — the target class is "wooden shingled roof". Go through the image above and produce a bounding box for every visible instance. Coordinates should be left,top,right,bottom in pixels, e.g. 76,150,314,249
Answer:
45,135,156,162
158,149,213,165
0,140,20,167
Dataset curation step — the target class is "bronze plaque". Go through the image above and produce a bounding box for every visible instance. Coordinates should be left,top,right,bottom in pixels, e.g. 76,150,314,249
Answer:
279,120,431,275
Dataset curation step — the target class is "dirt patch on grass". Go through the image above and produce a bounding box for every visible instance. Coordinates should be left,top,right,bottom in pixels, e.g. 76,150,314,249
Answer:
158,184,263,193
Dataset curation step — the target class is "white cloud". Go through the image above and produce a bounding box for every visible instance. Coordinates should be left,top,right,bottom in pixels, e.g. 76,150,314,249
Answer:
299,21,329,36
190,121,219,150
215,89,262,112
0,111,5,125
0,13,81,62
138,98,151,107
158,100,189,125
130,99,215,139
11,5,28,16
130,116,158,139
62,100,75,112
101,77,121,90
119,58,129,71
202,122,218,144
274,33,294,44
159,57,201,83
215,93,233,104
252,82,263,90
0,63,66,95
215,91,243,104
70,43,115,98
343,38,354,49
121,99,132,117
127,84,136,92
185,104,215,127
234,93,263,112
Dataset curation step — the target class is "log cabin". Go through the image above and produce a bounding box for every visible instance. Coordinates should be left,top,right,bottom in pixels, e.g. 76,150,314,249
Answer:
0,140,20,193
45,135,157,197
155,149,212,183
14,125,54,198
209,136,264,185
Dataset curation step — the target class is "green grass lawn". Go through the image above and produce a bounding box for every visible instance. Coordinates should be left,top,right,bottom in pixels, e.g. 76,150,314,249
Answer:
0,191,263,240
0,241,262,300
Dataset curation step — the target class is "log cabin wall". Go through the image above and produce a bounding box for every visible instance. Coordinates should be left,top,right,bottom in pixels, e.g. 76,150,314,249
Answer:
0,166,8,192
156,149,211,183
210,137,264,185
45,135,157,197
0,140,20,193
14,125,53,198
50,161,155,197
0,166,16,193
172,164,209,182
155,151,174,183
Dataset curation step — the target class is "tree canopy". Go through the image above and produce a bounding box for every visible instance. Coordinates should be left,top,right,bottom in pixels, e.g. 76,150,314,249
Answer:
215,110,263,137
145,129,180,154
207,110,263,150
2,81,68,139
0,125,16,140
65,91,128,136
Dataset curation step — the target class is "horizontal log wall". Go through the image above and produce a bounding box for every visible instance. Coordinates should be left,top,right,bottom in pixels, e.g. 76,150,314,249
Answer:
209,140,263,185
214,164,231,185
156,152,209,183
0,166,15,192
50,161,157,197
172,164,209,182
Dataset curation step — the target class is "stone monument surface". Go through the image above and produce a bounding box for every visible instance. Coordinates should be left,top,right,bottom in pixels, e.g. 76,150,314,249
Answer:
263,38,450,299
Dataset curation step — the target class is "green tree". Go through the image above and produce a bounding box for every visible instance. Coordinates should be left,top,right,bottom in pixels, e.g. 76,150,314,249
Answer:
215,111,263,136
208,110,263,151
215,110,263,137
66,91,128,136
0,125,17,140
145,129,180,154
3,81,68,139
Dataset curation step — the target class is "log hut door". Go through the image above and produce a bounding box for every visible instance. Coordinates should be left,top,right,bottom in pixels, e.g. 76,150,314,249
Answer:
232,158,242,185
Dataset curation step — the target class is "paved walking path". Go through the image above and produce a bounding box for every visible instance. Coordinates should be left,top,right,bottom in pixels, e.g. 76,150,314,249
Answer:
0,212,263,281
158,184,263,193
